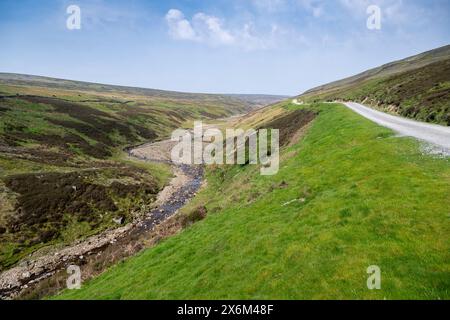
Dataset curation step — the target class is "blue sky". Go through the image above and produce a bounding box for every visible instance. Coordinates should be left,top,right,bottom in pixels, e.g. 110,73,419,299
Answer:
0,0,449,95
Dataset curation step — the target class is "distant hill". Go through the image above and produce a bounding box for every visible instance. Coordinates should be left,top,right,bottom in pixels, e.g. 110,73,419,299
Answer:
300,45,450,125
226,93,290,108
0,73,286,109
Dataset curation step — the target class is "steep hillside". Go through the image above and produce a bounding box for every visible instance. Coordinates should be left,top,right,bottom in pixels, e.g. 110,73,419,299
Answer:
55,101,450,300
300,45,450,125
0,74,281,270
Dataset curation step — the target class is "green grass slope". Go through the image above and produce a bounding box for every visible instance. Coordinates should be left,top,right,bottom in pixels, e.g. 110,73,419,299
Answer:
300,45,450,125
55,102,450,300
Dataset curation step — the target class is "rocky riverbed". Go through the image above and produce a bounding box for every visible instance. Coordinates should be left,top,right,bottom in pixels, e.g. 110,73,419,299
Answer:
0,140,203,299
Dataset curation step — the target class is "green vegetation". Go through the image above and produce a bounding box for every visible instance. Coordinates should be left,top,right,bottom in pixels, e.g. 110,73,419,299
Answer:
0,162,165,269
301,45,450,125
55,102,450,300
0,74,280,270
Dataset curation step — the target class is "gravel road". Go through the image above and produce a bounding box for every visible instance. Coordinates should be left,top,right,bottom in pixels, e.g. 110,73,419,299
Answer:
344,102,450,156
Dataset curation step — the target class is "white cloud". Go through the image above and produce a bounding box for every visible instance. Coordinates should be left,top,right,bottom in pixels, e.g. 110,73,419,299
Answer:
165,9,280,50
192,13,235,45
165,9,198,41
238,22,279,50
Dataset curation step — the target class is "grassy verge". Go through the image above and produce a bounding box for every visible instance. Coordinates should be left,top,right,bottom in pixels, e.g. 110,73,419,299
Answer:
54,102,449,299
